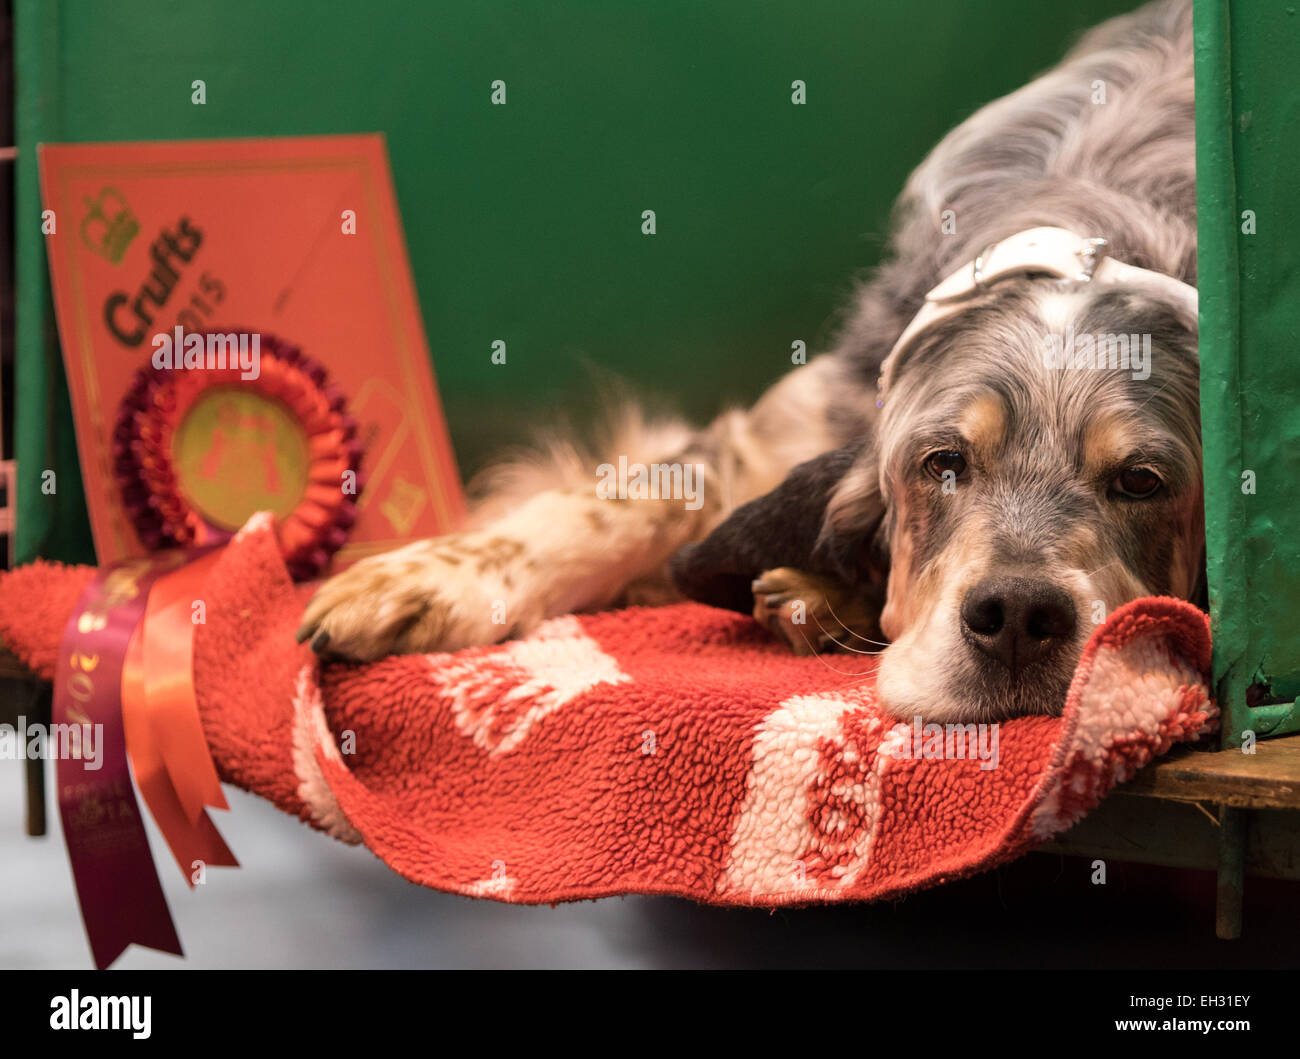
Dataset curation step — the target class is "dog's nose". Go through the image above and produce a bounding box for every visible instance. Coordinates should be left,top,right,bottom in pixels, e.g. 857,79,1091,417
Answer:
960,576,1076,672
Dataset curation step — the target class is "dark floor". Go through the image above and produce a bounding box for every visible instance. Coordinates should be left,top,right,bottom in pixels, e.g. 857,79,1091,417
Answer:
3,766,1297,969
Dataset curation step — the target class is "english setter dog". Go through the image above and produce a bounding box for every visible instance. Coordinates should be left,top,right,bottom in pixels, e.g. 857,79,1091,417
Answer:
299,0,1203,722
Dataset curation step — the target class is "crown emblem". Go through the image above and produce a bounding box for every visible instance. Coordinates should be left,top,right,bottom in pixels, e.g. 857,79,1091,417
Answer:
80,186,140,264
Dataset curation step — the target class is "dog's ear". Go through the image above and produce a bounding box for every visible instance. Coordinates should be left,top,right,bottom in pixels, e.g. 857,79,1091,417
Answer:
670,438,888,614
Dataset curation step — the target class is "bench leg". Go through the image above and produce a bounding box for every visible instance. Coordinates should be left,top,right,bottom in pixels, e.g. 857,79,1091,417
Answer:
25,745,45,836
25,683,52,837
1215,804,1245,939
2,677,52,837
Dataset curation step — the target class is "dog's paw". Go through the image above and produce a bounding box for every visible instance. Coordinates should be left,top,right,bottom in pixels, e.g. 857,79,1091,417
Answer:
751,567,880,657
296,534,540,662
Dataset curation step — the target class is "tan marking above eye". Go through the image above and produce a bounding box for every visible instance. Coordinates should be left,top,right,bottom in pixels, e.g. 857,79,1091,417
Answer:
1081,413,1135,478
957,393,1006,459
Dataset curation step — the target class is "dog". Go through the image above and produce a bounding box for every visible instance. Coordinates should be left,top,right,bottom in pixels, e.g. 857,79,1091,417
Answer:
298,0,1203,723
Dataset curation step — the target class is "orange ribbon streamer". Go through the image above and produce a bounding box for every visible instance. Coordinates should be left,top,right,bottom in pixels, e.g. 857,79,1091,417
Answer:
120,552,238,883
140,551,228,823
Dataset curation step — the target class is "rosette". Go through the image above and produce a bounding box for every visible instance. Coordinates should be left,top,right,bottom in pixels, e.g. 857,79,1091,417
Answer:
112,330,362,579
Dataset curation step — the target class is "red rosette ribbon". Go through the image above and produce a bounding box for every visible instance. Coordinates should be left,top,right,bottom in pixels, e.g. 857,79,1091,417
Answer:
112,329,363,580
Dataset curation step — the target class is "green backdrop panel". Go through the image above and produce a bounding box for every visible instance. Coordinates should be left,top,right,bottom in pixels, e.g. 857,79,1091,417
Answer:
1195,0,1300,745
16,0,1137,564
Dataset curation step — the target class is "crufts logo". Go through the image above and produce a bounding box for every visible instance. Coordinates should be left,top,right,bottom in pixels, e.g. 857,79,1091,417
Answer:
49,991,151,1039
80,186,140,265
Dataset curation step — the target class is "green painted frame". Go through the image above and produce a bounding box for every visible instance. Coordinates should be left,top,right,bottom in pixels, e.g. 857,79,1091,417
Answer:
1194,0,1300,748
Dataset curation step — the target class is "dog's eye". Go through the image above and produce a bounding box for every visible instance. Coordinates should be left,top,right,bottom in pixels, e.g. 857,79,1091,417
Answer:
1112,466,1162,498
924,449,968,482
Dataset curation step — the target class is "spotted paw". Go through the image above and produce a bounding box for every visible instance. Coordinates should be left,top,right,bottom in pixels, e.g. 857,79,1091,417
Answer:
296,533,541,662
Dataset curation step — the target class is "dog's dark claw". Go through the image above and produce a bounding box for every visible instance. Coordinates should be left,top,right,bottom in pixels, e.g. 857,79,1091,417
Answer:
308,628,331,654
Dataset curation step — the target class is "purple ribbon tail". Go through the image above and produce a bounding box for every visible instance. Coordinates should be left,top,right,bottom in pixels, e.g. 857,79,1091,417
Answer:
54,559,187,969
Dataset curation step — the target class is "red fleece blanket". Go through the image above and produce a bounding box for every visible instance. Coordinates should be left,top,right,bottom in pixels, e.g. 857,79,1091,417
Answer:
3,517,1215,906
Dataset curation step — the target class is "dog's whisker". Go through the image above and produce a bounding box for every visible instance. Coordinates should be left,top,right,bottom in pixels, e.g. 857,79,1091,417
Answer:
821,596,891,647
790,623,881,677
1083,558,1123,580
809,611,887,655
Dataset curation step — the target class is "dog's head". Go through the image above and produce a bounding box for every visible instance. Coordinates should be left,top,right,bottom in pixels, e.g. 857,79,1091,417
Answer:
672,277,1203,722
830,280,1203,721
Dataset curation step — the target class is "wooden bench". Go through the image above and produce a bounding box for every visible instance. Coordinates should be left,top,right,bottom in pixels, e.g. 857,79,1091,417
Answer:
5,643,1296,938
1040,737,1300,938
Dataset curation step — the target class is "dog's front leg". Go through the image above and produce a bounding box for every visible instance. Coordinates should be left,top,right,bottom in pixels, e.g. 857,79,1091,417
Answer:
299,357,861,660
297,489,709,660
